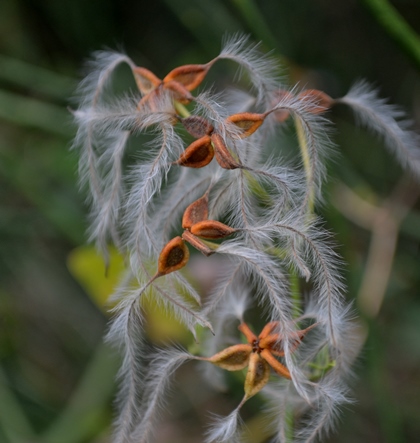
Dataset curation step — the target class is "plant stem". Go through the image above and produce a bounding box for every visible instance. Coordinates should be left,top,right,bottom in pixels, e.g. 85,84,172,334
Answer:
295,116,315,215
230,0,278,51
362,0,420,70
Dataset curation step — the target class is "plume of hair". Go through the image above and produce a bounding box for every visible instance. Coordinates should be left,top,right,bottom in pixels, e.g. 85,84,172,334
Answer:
336,80,420,178
130,348,194,443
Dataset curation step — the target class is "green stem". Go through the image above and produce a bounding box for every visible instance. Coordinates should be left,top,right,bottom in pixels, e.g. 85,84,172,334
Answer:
362,0,420,70
174,101,191,118
230,0,278,52
295,116,315,215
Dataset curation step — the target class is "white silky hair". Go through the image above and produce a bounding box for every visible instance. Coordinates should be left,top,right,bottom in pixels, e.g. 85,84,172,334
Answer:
217,33,283,109
205,408,243,443
270,89,336,209
337,80,420,178
71,35,420,443
130,347,195,443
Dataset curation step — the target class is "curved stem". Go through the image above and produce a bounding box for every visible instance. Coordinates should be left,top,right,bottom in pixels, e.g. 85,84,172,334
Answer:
362,0,420,70
295,116,315,215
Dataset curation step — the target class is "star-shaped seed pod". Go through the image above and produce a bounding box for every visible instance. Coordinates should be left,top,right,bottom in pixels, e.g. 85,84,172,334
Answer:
133,62,215,110
180,193,237,256
199,321,317,405
174,111,273,170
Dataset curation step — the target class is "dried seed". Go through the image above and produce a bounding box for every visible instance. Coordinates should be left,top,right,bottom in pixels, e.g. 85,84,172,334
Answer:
190,220,236,239
133,67,162,94
211,133,241,170
297,89,334,114
181,230,216,257
175,136,214,168
180,115,214,138
238,323,258,344
259,321,281,339
244,353,271,398
206,344,252,371
182,193,209,229
260,349,291,379
164,80,194,104
226,112,266,138
163,62,213,91
157,236,189,276
260,323,318,354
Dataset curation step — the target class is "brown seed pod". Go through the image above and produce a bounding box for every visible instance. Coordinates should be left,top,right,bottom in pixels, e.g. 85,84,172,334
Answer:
226,112,266,138
175,136,214,168
260,349,291,379
182,230,215,257
182,193,209,229
190,220,236,239
157,236,190,276
211,133,241,170
238,322,258,344
180,115,214,138
163,62,213,91
164,80,194,104
244,353,271,398
206,344,252,371
297,89,334,114
133,67,162,94
260,323,318,355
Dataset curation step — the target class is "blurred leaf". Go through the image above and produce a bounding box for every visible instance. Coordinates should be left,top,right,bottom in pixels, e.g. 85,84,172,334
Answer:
42,342,119,443
0,89,72,136
0,54,75,101
0,367,35,443
68,246,192,344
67,246,125,310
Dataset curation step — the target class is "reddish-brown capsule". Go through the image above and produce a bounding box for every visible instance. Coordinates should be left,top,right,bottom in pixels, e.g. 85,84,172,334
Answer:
211,133,241,170
226,112,266,138
133,67,162,94
163,62,213,91
157,236,190,276
180,115,214,138
206,344,252,371
260,349,291,379
175,136,214,168
190,220,236,239
297,89,334,114
181,230,215,257
182,194,209,229
164,80,194,104
244,353,271,399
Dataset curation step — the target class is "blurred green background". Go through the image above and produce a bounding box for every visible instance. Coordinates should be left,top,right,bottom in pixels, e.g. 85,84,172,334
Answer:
1,0,420,442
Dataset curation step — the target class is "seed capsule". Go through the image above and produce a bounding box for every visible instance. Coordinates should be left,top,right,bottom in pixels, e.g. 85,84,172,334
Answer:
244,353,271,399
226,112,266,138
180,115,214,138
190,220,236,239
175,136,214,168
133,67,162,94
259,323,318,355
211,133,241,170
260,349,291,379
297,89,333,114
157,236,189,276
206,344,251,371
164,80,194,104
182,194,209,229
163,62,213,91
182,230,215,257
